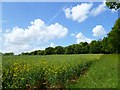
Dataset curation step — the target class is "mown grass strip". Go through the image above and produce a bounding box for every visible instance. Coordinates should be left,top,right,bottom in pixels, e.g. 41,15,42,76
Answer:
66,54,118,88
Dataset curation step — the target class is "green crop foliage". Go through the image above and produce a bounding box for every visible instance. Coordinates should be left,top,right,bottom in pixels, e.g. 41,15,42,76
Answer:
2,54,117,89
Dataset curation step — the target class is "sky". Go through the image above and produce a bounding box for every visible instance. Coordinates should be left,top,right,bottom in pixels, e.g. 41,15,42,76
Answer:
1,2,118,54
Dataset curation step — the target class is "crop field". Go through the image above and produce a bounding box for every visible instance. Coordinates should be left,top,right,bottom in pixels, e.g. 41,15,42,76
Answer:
2,54,118,89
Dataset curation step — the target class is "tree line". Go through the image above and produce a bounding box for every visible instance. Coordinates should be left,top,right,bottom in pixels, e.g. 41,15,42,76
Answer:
20,40,114,55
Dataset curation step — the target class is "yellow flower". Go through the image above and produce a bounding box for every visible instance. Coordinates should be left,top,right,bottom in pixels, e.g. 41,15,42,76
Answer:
55,72,57,74
13,74,17,77
43,62,47,64
21,78,24,80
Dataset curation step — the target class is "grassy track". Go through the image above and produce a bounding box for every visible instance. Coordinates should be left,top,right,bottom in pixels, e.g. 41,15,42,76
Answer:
66,54,118,88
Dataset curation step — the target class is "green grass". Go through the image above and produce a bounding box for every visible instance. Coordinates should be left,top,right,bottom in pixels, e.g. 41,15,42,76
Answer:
0,55,2,89
2,54,118,88
66,54,118,88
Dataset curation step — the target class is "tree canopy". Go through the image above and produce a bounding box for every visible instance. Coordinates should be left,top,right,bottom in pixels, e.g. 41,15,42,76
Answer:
106,0,120,10
107,18,120,53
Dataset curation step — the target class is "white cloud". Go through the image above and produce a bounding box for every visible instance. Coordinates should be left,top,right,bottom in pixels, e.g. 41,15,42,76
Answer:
50,42,56,47
64,8,72,19
71,33,75,36
5,29,11,33
64,2,108,22
64,3,93,22
27,47,45,53
111,9,118,13
3,19,68,54
92,25,106,37
90,3,106,16
75,32,92,44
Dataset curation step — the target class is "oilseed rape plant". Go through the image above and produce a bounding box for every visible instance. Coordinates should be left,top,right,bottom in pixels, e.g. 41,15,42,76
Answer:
2,55,101,88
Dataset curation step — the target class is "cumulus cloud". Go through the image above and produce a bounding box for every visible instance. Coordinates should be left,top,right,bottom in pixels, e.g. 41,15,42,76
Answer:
50,42,56,47
27,47,46,53
92,25,106,37
64,3,93,22
5,29,11,33
90,2,106,16
3,19,68,54
75,32,92,44
64,2,108,22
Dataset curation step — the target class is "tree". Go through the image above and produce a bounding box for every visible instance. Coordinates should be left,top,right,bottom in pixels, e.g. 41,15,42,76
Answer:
33,50,38,55
79,42,89,54
101,37,113,53
107,18,120,53
29,51,34,55
54,46,65,54
90,40,102,54
105,1,120,53
21,52,29,55
38,50,45,55
74,44,81,54
65,45,75,54
4,52,14,56
45,47,54,55
106,0,120,10
79,42,88,46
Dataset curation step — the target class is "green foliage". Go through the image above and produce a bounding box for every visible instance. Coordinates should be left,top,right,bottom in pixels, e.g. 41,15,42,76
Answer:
79,42,89,54
38,50,45,55
54,46,65,54
3,54,118,88
3,52,14,56
74,44,81,54
107,18,120,53
2,54,100,88
101,37,113,53
90,40,102,53
67,54,118,88
106,0,120,10
65,45,75,54
45,47,54,55
33,50,38,55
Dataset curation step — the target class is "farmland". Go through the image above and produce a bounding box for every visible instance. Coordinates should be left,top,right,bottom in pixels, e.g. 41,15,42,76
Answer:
2,54,118,89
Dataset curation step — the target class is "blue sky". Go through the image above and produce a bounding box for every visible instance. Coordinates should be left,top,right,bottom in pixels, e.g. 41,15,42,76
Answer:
1,2,118,54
